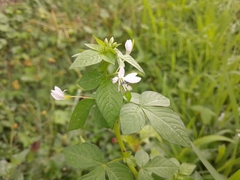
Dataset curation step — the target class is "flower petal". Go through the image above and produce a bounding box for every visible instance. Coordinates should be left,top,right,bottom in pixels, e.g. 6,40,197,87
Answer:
54,86,64,96
118,67,125,78
51,91,65,100
51,86,66,100
112,77,118,83
124,73,141,83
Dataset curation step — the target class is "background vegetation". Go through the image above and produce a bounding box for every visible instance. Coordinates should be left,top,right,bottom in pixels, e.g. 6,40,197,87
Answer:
0,0,239,179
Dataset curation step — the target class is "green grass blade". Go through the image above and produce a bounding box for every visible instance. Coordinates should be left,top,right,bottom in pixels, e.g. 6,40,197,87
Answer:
191,142,226,180
229,169,240,180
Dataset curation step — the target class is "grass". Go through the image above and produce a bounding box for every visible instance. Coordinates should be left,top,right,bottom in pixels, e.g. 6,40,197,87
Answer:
0,0,239,179
130,0,240,179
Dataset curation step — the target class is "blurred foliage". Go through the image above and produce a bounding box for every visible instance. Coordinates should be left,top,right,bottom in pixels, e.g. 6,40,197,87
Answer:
0,0,239,179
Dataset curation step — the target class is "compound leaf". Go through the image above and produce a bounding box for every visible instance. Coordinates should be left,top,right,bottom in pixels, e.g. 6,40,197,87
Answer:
143,107,191,148
135,150,150,167
140,91,170,107
106,162,133,180
144,156,178,178
138,169,154,180
80,166,105,180
120,103,145,134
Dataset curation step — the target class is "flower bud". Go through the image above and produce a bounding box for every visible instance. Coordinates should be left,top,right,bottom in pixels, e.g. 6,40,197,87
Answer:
109,37,114,44
125,39,133,55
104,38,108,44
112,42,118,48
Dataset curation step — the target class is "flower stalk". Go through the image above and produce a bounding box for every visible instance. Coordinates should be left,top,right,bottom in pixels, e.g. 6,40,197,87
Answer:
51,86,94,100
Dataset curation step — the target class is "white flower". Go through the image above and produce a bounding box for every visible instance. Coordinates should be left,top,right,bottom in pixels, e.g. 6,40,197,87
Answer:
51,86,66,100
112,67,141,91
125,39,133,55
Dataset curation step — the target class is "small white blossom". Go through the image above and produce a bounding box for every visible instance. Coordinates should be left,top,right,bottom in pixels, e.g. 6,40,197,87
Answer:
112,67,141,91
51,86,66,100
125,40,133,55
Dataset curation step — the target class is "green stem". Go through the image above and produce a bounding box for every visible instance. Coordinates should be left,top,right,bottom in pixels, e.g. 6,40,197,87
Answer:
101,61,109,76
127,164,138,178
113,120,138,179
113,120,126,152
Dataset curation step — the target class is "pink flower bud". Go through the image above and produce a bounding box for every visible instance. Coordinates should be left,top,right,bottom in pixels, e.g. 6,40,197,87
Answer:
125,39,133,55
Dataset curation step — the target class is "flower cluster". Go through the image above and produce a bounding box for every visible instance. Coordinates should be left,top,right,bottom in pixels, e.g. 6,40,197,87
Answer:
112,39,141,91
51,39,141,100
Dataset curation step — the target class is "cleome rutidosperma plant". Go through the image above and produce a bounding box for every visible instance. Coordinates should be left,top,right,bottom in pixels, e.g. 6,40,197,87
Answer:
51,36,225,180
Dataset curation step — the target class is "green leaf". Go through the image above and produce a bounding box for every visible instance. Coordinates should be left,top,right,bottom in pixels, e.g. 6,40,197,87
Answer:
119,54,144,74
78,71,104,90
124,91,132,102
191,105,215,125
143,107,191,148
191,171,203,180
140,91,170,107
96,80,123,128
179,163,196,176
229,169,240,180
135,150,149,167
80,166,105,180
106,162,133,180
63,142,105,169
124,91,140,105
120,103,145,134
138,169,154,180
194,135,235,147
129,92,140,104
72,52,81,57
177,176,194,180
101,50,116,64
68,99,95,131
93,105,109,128
11,149,29,165
85,43,102,51
117,55,125,67
70,50,102,69
93,35,105,46
144,156,178,178
216,145,226,163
